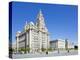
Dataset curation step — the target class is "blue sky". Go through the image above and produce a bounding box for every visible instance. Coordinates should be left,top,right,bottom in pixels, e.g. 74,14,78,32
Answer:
11,2,78,45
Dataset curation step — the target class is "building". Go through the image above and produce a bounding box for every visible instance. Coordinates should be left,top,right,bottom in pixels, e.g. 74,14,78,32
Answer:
50,39,74,50
50,39,65,50
65,39,74,49
16,10,50,53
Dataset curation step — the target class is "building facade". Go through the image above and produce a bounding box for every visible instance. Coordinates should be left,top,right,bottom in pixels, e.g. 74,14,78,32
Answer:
65,39,74,49
50,39,65,50
16,10,50,53
50,39,74,50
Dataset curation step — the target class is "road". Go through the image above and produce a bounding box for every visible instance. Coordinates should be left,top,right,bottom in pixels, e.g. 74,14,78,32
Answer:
12,50,78,59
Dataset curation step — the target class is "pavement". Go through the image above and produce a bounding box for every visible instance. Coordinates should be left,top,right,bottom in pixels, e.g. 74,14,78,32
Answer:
12,50,78,59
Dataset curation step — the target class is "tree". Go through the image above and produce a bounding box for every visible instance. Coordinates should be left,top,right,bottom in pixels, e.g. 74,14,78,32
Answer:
41,48,46,51
48,48,52,51
74,45,78,50
19,47,30,53
26,47,30,53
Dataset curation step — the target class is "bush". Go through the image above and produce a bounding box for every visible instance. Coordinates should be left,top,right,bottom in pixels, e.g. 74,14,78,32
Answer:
18,47,30,53
26,48,30,52
48,48,52,51
41,48,46,51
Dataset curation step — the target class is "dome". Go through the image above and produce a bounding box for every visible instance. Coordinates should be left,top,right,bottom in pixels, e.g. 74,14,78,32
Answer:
17,31,21,33
16,31,21,36
29,21,34,26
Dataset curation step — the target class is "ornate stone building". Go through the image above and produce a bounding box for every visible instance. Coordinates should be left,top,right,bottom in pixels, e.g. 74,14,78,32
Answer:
16,10,50,53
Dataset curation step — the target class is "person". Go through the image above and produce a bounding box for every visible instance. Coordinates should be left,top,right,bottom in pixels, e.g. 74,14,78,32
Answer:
58,49,59,53
68,49,69,53
46,51,48,54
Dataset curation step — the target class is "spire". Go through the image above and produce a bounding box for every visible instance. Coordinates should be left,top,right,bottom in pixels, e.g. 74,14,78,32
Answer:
24,20,28,31
26,21,27,25
39,9,43,16
37,9,43,20
36,10,47,31
39,9,42,13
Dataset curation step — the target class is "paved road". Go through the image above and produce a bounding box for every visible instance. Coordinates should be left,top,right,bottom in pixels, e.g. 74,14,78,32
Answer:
12,50,78,59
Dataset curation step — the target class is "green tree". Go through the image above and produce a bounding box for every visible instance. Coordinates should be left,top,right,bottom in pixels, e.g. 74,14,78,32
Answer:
41,48,46,51
48,48,52,51
26,47,30,53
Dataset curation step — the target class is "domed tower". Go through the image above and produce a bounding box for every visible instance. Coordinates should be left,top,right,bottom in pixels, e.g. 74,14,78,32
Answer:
36,10,50,52
36,10,48,32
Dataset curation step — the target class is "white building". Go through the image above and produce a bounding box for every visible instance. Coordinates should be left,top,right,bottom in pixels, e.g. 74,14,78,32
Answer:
16,10,50,53
65,39,74,49
50,39,74,50
50,39,65,50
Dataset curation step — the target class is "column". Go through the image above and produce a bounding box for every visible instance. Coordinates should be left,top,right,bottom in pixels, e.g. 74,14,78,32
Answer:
29,29,32,53
16,36,19,53
39,31,42,52
26,32,28,45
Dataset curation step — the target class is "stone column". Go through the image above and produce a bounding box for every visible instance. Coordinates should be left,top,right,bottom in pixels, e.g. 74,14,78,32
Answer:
46,34,48,52
16,36,19,53
26,32,29,45
39,31,42,52
29,29,32,53
16,31,20,53
48,34,50,49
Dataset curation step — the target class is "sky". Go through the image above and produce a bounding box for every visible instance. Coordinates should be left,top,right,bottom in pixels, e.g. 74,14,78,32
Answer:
11,1,78,45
